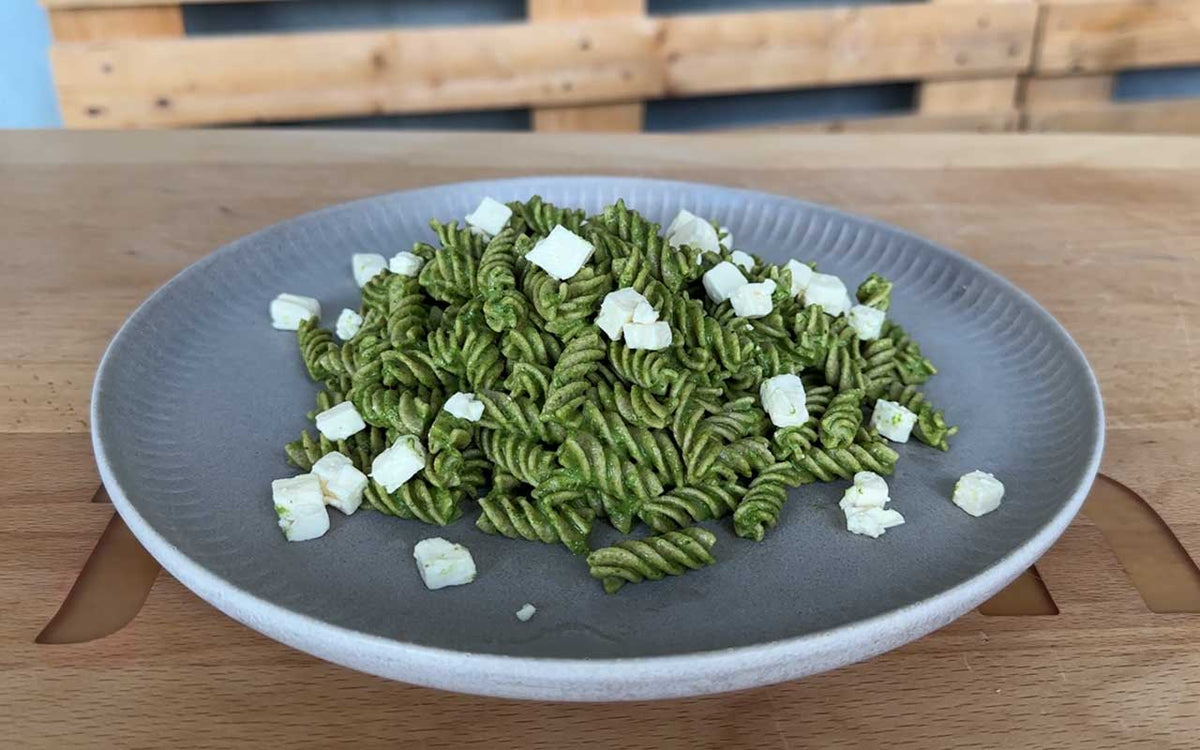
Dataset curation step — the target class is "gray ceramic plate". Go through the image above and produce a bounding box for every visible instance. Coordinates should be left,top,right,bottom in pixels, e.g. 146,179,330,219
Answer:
93,177,1103,701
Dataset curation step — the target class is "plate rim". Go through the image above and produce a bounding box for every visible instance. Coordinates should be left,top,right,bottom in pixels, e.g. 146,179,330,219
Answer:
92,175,1105,700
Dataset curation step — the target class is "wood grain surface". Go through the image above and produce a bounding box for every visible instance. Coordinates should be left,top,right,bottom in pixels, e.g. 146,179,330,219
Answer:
1,131,1197,749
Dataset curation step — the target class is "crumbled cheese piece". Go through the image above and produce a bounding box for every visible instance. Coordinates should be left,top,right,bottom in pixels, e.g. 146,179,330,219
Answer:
413,537,477,590
270,294,320,331
371,435,425,493
444,392,484,422
870,399,918,443
785,260,814,296
464,197,513,237
845,507,905,538
702,261,748,304
665,209,702,239
730,279,775,319
847,304,885,340
953,470,1005,517
839,471,890,511
314,401,366,441
595,287,652,340
335,308,363,340
718,226,733,250
665,209,721,256
389,251,424,277
351,254,388,287
623,321,672,351
311,451,367,515
730,250,755,271
524,225,595,280
759,373,808,427
631,300,659,324
804,273,851,316
515,603,537,622
272,474,329,542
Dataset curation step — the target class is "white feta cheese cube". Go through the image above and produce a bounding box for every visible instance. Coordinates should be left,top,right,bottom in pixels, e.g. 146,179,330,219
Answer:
847,304,886,341
844,506,905,538
718,226,733,250
666,211,721,256
595,287,651,341
335,308,363,340
759,373,808,427
444,391,484,422
702,261,748,304
730,279,776,319
524,225,595,280
804,273,851,316
314,401,366,441
730,250,755,271
839,471,890,511
953,470,1005,517
352,253,388,287
465,197,513,237
623,321,673,351
311,451,368,515
631,300,659,324
371,435,426,493
515,603,537,622
388,251,424,277
785,260,814,297
664,209,702,238
272,474,330,542
270,294,320,331
870,399,918,443
413,537,477,590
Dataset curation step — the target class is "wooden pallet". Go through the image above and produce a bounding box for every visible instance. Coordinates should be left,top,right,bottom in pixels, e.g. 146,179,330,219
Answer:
41,0,1200,133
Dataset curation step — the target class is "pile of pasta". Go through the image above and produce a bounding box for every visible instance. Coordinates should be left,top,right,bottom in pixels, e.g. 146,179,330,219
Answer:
285,197,955,593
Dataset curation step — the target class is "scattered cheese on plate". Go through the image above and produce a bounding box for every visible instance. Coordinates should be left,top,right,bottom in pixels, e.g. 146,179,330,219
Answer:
730,250,755,271
524,225,595,280
335,308,363,340
596,287,651,340
803,273,851,316
702,261,748,304
314,401,366,441
413,537,477,590
953,470,1005,517
731,279,775,319
371,435,425,493
760,374,808,427
515,603,537,622
272,474,329,542
464,197,513,237
311,451,368,515
847,304,885,340
785,260,814,296
623,321,672,351
389,251,424,277
351,253,387,287
444,392,484,422
270,294,320,331
665,209,721,256
870,399,917,443
839,472,905,538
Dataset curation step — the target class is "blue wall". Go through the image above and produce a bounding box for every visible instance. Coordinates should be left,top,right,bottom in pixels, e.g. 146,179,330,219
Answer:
0,0,60,127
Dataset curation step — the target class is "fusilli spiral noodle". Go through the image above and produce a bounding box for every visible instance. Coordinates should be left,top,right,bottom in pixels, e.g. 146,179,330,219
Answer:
282,196,956,594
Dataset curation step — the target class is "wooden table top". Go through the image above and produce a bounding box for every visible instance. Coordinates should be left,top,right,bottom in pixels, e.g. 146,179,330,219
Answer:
2,131,1197,749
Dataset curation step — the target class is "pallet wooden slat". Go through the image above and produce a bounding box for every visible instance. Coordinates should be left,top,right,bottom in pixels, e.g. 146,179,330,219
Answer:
1038,0,1200,74
528,0,645,133
51,3,1039,129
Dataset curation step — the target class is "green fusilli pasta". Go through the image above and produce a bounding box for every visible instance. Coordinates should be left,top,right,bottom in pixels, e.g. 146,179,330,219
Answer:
587,527,717,594
279,195,957,595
